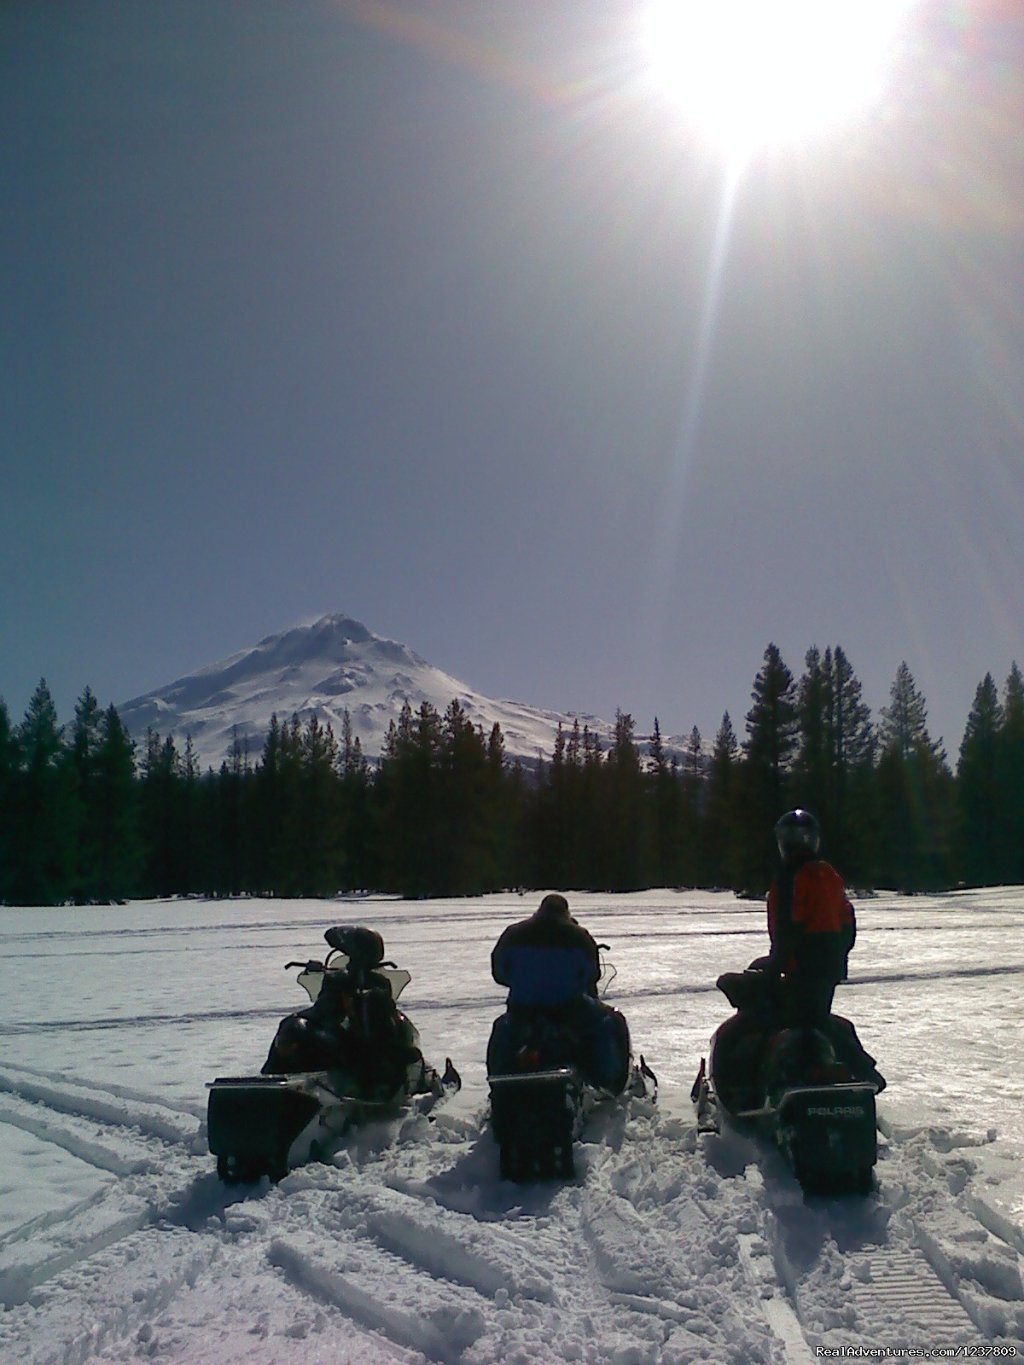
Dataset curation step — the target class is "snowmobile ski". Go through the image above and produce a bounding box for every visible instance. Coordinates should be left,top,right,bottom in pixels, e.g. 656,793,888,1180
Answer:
690,1057,720,1135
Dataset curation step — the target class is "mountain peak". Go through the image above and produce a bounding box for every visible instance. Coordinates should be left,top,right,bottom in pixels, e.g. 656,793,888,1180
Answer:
118,614,613,770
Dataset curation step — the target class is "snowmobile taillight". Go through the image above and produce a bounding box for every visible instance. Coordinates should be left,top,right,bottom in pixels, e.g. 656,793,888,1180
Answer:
517,1047,543,1070
807,1063,848,1085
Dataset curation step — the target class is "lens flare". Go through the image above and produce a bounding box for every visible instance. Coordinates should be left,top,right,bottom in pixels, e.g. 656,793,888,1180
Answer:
643,0,913,157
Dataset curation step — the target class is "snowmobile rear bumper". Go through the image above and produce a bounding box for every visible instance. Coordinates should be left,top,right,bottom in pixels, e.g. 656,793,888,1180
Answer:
207,1074,336,1182
775,1081,878,1193
488,1067,580,1181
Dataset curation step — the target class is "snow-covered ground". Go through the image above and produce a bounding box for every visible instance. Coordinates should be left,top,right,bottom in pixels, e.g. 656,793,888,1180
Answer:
1,888,1022,1363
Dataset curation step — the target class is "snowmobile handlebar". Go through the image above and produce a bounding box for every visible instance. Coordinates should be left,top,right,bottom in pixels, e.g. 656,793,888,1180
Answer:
597,945,617,996
284,950,400,980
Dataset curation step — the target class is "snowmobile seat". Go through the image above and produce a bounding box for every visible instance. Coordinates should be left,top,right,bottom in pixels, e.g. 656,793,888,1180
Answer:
716,969,778,1015
324,925,385,970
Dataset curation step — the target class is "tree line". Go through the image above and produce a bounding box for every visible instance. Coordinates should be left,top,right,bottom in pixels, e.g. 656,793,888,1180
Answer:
1,644,1022,905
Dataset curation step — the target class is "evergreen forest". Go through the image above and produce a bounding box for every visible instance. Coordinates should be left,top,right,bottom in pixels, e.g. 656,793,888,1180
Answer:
1,644,1022,905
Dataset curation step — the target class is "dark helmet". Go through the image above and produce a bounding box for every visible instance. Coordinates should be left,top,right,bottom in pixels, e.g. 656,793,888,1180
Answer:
774,809,820,860
536,893,570,919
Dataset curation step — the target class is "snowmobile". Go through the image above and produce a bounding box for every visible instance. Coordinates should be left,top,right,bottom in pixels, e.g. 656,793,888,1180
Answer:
207,925,460,1183
487,949,656,1182
692,961,882,1195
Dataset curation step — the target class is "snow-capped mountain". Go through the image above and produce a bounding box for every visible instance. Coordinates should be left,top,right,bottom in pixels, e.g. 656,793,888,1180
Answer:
118,614,628,771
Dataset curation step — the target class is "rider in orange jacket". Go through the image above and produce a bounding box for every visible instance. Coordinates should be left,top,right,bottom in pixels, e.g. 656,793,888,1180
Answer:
765,809,856,1029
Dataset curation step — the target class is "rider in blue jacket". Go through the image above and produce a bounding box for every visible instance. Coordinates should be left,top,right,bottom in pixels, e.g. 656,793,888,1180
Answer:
488,894,629,1092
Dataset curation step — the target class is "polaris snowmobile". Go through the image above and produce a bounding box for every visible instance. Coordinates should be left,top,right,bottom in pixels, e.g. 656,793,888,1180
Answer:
207,925,460,1183
487,950,656,1182
692,961,882,1195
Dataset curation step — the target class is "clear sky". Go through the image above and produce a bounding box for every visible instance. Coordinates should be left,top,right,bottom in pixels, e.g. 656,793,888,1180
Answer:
3,0,1022,757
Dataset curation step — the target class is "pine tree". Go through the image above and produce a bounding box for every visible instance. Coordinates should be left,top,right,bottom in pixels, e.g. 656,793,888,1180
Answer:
823,646,875,879
13,680,76,904
875,663,953,890
438,700,497,895
956,674,1003,885
598,710,646,891
739,645,798,892
485,722,518,891
299,715,342,895
648,718,682,887
573,722,600,890
997,663,1024,882
338,709,374,892
0,699,20,903
271,714,308,896
792,647,874,878
678,726,705,886
208,727,254,896
92,705,141,900
250,714,284,893
744,644,799,801
705,712,740,888
375,701,445,896
541,722,571,887
178,735,204,895
69,687,104,901
793,647,829,818
878,662,934,761
564,718,591,889
138,729,183,897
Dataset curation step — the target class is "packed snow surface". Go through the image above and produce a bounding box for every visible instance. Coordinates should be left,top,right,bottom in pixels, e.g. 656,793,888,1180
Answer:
1,887,1022,1363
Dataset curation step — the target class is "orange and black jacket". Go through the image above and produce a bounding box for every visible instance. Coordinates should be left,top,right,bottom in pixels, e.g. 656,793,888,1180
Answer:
766,856,856,982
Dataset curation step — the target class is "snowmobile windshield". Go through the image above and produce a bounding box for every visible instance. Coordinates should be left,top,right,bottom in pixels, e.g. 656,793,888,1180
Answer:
597,946,617,998
298,960,411,1004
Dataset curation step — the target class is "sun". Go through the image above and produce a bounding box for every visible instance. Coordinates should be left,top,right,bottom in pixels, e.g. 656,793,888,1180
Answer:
642,0,912,158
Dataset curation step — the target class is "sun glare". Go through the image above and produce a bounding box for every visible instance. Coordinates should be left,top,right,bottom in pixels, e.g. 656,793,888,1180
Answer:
643,0,912,158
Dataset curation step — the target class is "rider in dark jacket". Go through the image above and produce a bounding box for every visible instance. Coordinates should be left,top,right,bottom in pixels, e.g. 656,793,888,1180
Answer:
488,894,629,1092
491,893,600,1006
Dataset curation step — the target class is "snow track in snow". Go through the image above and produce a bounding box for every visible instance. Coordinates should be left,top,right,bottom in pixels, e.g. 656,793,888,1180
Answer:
0,1065,1021,1360
0,1064,203,1144
2,889,1022,1360
732,1113,1024,1359
843,1246,974,1329
0,1064,217,1310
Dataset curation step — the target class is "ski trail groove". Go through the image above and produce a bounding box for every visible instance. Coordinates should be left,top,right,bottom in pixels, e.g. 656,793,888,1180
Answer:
745,1124,1024,1353
0,1154,230,1311
0,1064,201,1145
737,1233,817,1365
577,1112,792,1362
0,1227,223,1365
268,1236,485,1362
0,1059,206,1117
0,1094,166,1176
0,1072,223,1309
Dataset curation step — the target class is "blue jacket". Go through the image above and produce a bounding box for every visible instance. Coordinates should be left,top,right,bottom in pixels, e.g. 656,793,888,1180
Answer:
491,910,600,1007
